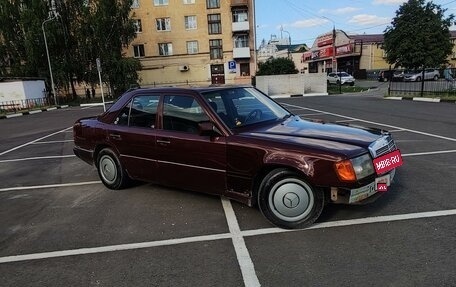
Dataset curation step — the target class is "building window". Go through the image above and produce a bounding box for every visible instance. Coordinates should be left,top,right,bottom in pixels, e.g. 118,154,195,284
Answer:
158,43,173,56
206,0,220,9
209,39,222,59
156,18,171,31
207,14,221,34
183,0,195,3
154,0,168,6
185,15,197,30
133,19,142,33
133,44,145,58
187,41,198,54
232,9,248,22
240,63,250,76
234,35,249,48
131,0,140,8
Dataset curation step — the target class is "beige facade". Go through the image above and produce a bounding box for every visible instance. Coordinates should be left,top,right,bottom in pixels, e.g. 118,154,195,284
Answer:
128,0,255,87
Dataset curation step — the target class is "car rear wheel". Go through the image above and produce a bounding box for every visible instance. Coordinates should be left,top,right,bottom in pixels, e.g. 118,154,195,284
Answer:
416,76,422,82
257,169,324,229
433,75,439,81
97,148,130,190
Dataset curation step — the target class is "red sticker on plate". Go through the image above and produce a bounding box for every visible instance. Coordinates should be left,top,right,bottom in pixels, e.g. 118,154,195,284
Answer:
377,183,388,192
373,149,403,175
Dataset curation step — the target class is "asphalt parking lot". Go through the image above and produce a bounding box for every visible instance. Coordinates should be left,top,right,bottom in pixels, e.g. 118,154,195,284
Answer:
1,95,455,287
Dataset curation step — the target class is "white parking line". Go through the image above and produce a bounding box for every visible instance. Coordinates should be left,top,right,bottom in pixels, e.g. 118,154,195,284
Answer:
335,119,358,123
282,103,456,142
0,127,72,156
297,112,328,116
0,181,101,192
402,150,456,157
0,207,455,265
0,155,76,163
221,198,261,287
31,140,74,145
388,129,406,132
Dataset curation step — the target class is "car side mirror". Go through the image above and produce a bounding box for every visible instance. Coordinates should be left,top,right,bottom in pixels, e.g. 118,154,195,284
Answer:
198,121,222,137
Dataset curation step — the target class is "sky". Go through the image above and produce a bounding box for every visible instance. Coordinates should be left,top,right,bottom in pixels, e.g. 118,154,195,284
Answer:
255,0,456,47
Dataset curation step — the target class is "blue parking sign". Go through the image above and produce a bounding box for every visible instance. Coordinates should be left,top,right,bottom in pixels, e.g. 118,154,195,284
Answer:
228,61,236,70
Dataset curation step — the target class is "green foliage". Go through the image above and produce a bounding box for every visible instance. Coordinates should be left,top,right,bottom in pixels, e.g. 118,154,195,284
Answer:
383,0,454,69
0,0,141,99
256,57,299,76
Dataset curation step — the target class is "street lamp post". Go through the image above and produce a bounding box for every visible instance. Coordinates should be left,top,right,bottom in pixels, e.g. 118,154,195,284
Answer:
321,16,337,73
42,9,58,105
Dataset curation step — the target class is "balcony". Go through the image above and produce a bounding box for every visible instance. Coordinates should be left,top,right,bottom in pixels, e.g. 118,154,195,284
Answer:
231,0,248,7
233,47,250,59
232,21,249,32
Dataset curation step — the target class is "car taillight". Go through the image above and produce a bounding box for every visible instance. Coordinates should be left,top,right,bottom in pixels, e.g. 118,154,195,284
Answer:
334,160,356,181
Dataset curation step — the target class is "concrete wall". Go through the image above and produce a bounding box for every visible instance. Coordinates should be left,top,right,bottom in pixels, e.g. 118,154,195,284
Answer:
256,73,327,96
0,80,45,102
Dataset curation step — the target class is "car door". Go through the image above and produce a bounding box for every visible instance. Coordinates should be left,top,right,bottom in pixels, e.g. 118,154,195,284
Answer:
106,93,160,181
155,92,226,195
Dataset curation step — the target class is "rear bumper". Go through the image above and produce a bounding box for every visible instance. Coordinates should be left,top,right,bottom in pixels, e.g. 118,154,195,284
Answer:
73,146,94,165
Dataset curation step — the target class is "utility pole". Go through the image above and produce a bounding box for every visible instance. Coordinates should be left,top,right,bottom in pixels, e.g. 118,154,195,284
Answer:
42,0,59,105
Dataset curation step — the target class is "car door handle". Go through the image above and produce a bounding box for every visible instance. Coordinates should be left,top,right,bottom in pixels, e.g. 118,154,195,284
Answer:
109,133,122,140
157,139,170,145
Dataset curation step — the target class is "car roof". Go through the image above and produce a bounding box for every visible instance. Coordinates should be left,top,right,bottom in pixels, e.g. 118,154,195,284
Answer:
127,85,253,94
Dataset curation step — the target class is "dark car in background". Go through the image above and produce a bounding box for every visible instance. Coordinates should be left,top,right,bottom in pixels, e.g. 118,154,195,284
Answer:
73,86,399,229
378,69,405,82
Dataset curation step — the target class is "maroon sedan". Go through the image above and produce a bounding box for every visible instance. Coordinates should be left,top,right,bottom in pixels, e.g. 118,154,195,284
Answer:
73,86,399,229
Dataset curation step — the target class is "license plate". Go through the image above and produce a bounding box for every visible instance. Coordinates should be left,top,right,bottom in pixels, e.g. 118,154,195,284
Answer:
349,173,392,203
349,182,376,203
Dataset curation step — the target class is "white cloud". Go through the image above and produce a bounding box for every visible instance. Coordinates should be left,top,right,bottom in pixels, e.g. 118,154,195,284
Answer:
348,14,390,26
281,18,329,29
319,7,362,15
372,0,406,5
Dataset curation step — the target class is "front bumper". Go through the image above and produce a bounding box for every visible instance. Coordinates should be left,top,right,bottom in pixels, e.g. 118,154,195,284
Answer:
330,169,396,205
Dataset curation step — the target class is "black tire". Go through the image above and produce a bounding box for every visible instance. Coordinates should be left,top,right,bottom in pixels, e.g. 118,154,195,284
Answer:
416,76,421,82
349,82,355,86
327,80,330,85
257,169,324,229
433,75,439,81
336,80,340,85
97,148,130,189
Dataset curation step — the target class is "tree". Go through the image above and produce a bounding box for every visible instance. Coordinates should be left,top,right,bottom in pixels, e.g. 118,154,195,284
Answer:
0,0,141,99
256,57,299,76
383,0,454,69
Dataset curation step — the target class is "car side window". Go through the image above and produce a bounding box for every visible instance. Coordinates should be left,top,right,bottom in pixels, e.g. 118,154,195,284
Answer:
115,95,159,128
163,95,209,134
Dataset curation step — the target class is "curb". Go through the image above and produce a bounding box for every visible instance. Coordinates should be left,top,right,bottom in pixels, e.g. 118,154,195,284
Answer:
270,93,329,99
0,105,69,120
384,97,456,103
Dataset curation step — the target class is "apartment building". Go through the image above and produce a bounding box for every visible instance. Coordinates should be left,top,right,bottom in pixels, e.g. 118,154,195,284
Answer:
129,0,255,87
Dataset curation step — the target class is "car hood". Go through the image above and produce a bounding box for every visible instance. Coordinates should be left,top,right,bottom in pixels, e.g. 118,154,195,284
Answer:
239,116,383,151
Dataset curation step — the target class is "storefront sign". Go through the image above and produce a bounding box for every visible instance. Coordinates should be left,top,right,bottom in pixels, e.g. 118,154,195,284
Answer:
317,34,333,47
336,44,352,55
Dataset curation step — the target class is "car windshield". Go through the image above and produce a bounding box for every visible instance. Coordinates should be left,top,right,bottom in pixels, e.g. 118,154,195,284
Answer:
338,72,350,77
201,87,291,129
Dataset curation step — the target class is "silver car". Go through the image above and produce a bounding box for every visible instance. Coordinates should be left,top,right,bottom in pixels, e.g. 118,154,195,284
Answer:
403,69,440,82
327,72,355,86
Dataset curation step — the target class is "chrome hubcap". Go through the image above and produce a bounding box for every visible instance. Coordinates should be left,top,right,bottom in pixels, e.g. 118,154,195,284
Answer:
268,178,314,222
100,155,117,184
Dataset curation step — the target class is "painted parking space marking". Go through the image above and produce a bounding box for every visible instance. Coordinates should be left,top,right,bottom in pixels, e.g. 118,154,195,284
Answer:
0,181,101,192
0,127,72,156
297,112,328,116
282,103,456,142
402,150,456,157
335,119,358,123
0,155,76,163
0,194,454,265
31,140,74,145
221,198,261,287
389,129,406,132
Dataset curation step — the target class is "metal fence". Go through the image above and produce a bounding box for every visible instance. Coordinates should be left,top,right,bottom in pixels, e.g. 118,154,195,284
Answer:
0,97,51,114
387,68,456,97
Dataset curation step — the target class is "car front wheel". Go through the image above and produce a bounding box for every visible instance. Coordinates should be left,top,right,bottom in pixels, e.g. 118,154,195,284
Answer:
433,75,439,81
97,148,130,189
257,169,324,229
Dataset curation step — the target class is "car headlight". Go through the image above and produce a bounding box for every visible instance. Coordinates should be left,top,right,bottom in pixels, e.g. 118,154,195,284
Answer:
335,154,374,181
350,153,375,180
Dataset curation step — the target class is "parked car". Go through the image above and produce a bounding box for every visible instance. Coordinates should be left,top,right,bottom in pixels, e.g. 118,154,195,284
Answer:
73,86,399,229
327,72,355,86
403,69,440,82
377,70,403,82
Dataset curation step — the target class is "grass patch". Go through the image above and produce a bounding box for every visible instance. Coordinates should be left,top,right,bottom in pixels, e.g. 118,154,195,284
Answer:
327,85,369,94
